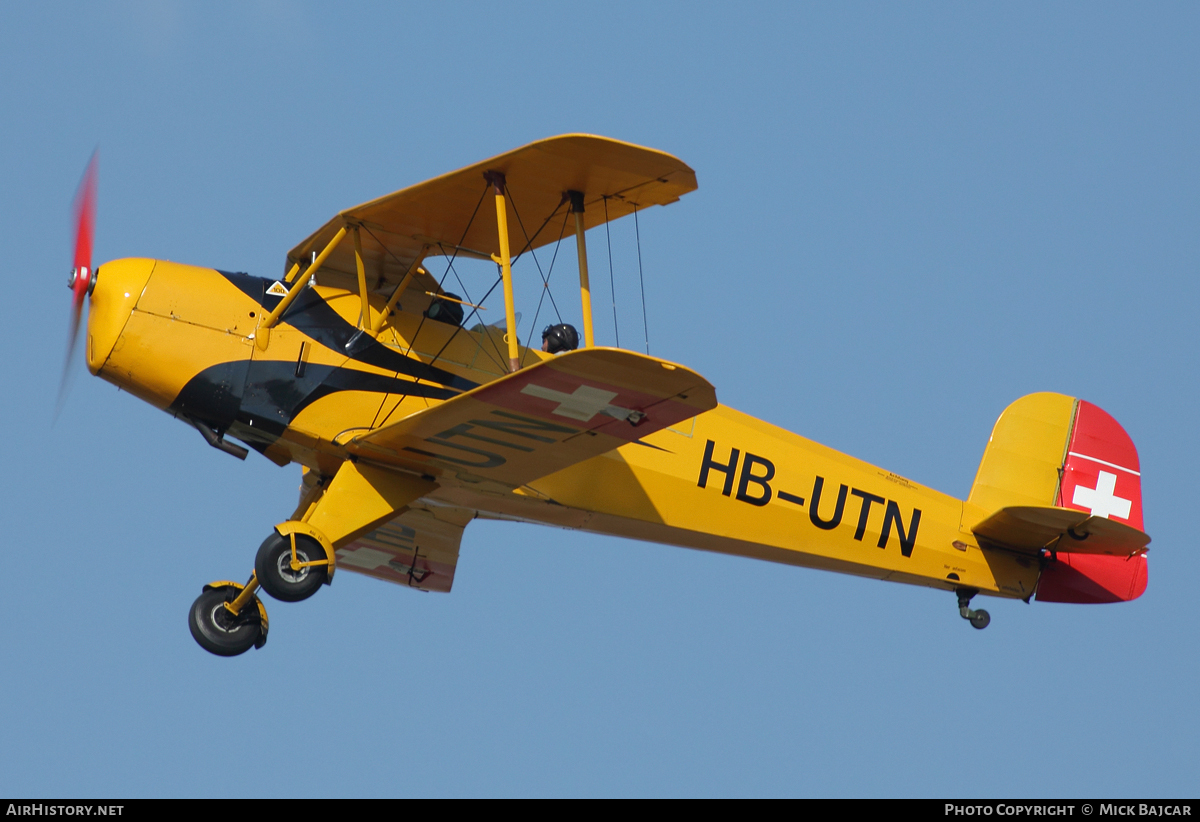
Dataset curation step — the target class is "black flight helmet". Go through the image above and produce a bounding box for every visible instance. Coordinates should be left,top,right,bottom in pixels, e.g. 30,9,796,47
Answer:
425,292,465,326
541,323,580,354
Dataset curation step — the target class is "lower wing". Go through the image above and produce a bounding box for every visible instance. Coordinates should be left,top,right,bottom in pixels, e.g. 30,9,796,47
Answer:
347,347,716,490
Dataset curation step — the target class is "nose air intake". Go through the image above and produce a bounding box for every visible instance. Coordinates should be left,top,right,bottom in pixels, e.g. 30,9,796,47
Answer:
85,258,156,375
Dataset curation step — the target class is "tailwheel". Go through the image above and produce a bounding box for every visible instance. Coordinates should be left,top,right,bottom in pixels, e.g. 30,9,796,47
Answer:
956,588,991,631
254,531,328,602
189,586,266,657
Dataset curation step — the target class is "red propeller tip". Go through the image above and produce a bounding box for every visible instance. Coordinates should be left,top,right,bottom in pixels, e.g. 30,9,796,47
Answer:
60,151,99,417
70,152,98,308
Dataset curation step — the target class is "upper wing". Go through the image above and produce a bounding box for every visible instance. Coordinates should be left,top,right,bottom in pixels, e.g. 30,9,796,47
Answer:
346,347,715,489
286,134,696,293
335,502,474,593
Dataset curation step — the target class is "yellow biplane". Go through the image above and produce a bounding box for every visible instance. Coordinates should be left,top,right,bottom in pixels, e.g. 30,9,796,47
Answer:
65,135,1151,656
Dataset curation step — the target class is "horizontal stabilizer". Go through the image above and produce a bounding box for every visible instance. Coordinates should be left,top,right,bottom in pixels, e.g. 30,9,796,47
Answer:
973,505,1150,557
348,347,716,489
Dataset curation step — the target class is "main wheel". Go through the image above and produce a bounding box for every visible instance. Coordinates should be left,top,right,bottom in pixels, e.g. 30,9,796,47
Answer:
255,532,328,602
969,609,991,630
189,588,262,657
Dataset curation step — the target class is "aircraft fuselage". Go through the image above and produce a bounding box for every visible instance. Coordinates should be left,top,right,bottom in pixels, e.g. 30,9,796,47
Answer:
87,257,1039,601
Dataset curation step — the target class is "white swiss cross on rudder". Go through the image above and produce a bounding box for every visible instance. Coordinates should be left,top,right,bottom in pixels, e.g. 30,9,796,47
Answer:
1072,471,1132,521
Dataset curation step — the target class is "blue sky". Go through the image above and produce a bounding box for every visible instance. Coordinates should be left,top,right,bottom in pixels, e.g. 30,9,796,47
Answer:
2,2,1197,797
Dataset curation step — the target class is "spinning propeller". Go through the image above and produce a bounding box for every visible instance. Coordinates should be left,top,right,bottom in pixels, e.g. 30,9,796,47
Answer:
57,152,98,414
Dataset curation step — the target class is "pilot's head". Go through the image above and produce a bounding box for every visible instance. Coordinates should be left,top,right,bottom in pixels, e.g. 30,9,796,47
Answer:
541,323,580,354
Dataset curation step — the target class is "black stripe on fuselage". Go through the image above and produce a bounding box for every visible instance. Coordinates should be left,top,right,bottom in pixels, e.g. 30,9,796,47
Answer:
217,270,478,392
169,358,458,454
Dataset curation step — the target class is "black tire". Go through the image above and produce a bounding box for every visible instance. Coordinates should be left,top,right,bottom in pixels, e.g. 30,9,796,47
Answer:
254,532,328,602
969,609,991,630
189,588,262,657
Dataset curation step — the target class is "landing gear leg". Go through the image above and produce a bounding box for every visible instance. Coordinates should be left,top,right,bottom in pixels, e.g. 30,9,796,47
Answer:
187,462,433,655
188,575,269,656
956,588,991,630
254,531,329,602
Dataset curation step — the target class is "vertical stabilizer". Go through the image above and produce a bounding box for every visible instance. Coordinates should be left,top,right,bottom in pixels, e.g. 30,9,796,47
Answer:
969,393,1076,512
969,393,1147,603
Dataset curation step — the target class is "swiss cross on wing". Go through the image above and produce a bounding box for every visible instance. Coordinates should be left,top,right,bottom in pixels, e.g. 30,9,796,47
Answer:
1058,400,1144,531
477,361,685,443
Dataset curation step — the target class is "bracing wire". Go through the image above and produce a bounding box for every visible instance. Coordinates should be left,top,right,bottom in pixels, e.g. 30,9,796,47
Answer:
375,273,506,430
364,183,590,431
365,183,492,428
633,204,649,355
509,193,567,266
396,182,489,361
374,185,573,430
506,185,564,323
436,242,507,373
603,196,620,349
525,207,572,353
361,182,495,379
